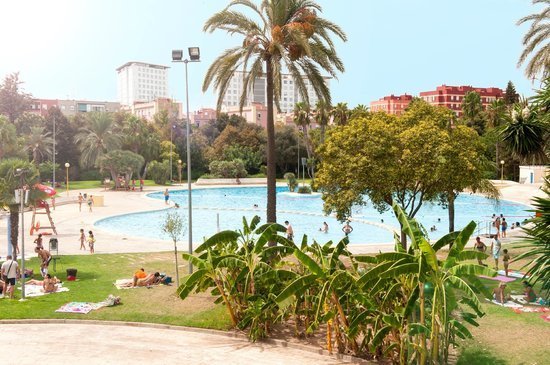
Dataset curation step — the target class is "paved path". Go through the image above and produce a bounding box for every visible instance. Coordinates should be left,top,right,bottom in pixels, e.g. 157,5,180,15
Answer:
5,322,357,365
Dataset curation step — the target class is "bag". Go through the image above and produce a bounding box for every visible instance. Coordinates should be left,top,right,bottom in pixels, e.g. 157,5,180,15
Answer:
162,276,172,284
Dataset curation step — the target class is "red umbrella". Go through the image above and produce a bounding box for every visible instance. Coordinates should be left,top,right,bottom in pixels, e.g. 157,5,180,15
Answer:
35,184,57,197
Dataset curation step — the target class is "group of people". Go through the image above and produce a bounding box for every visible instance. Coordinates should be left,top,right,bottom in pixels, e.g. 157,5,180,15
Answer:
79,229,95,254
491,213,509,238
121,268,166,287
493,280,540,305
77,193,94,212
284,220,354,241
474,235,511,274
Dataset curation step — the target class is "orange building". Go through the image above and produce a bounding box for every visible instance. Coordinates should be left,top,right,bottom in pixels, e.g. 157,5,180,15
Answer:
419,85,503,116
369,94,412,115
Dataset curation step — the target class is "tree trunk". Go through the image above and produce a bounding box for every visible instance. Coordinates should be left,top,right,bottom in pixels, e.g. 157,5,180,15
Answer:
448,192,455,233
9,207,19,260
265,59,277,228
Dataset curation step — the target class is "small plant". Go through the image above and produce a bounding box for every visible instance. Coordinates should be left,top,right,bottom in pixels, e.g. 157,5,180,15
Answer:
297,185,311,194
162,210,186,287
283,172,298,192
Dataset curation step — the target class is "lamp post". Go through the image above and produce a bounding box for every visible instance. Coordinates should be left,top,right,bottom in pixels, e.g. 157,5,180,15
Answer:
170,124,176,184
52,115,56,188
500,160,505,182
65,162,70,196
14,168,29,300
301,157,307,187
177,159,182,184
172,47,200,274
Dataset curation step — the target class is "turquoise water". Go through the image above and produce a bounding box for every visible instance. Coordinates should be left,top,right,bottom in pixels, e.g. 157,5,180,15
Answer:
95,186,531,245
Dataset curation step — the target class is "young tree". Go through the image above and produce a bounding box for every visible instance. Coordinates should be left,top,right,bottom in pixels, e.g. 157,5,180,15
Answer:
162,210,185,287
517,0,550,80
203,0,346,224
0,72,32,122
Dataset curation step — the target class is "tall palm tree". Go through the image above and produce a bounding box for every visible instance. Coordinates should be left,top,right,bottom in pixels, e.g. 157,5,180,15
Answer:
24,126,53,165
350,103,369,119
331,102,349,126
74,112,121,168
313,99,330,143
293,101,312,157
203,0,347,223
517,0,550,80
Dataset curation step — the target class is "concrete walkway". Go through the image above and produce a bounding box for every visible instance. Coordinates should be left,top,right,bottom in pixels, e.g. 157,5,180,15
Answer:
4,322,360,365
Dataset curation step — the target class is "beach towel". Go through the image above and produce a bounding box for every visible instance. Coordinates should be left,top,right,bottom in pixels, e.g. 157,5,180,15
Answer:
541,314,550,323
55,302,94,314
510,294,547,306
114,279,135,289
485,298,524,308
479,275,516,283
497,270,530,279
512,306,549,314
18,284,69,297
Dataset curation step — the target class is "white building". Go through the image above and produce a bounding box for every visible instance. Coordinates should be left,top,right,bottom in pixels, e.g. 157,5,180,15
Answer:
519,165,548,184
222,71,330,114
116,62,170,106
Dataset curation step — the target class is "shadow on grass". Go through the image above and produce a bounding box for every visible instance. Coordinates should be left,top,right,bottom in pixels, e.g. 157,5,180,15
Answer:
457,346,507,365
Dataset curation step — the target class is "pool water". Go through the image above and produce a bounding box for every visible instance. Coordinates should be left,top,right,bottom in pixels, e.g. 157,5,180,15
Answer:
95,186,530,245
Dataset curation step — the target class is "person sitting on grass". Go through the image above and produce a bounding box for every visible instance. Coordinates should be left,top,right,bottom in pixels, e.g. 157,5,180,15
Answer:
522,281,537,303
133,272,161,287
26,275,61,287
493,282,510,304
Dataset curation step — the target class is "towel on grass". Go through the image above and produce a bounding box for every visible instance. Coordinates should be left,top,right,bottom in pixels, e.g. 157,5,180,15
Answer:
114,279,135,289
497,270,530,279
485,298,524,308
55,302,94,314
510,294,547,306
18,284,69,297
512,306,549,314
479,275,516,283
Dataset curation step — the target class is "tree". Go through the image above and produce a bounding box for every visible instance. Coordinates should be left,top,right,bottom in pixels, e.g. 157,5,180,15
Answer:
317,101,454,247
331,102,349,126
517,0,550,80
461,91,486,135
313,99,331,144
293,101,315,178
203,0,346,225
44,107,80,173
351,104,369,119
148,160,170,185
0,72,32,122
0,159,40,259
24,126,53,165
223,145,263,174
162,210,186,287
209,159,248,179
0,115,19,159
504,81,520,105
98,150,145,189
15,112,44,134
74,112,121,168
274,125,300,173
207,123,266,165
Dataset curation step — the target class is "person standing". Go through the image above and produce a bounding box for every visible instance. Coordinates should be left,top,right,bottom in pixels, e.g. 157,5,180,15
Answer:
284,221,294,241
474,236,487,266
88,231,95,254
139,178,144,192
87,195,94,212
34,233,44,251
164,189,170,205
490,235,501,270
78,193,84,212
342,222,353,236
79,228,86,250
1,255,20,299
501,218,508,238
35,247,52,277
494,214,501,238
131,179,136,191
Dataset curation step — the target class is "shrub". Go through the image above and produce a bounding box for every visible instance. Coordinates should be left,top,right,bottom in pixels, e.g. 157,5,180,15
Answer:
297,185,311,194
283,172,298,192
79,169,104,181
209,159,248,178
148,160,170,185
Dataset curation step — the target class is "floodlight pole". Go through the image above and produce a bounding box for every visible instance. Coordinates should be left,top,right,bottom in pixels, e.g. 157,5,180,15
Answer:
15,168,28,300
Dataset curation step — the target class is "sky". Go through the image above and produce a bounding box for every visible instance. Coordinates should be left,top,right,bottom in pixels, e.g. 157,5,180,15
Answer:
0,0,541,111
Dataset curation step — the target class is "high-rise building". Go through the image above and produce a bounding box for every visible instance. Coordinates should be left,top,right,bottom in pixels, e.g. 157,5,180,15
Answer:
222,71,330,114
370,94,412,115
419,85,503,116
116,62,170,106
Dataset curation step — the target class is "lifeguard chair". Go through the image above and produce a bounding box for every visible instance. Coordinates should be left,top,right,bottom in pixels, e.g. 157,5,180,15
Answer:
30,200,58,235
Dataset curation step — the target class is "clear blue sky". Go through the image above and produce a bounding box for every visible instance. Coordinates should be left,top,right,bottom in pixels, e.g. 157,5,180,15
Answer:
0,0,540,110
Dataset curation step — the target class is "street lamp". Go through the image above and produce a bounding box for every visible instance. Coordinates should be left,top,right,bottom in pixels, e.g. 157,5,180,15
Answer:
65,162,70,196
500,160,505,182
52,115,56,188
177,159,183,184
14,168,29,300
172,46,200,274
301,157,307,187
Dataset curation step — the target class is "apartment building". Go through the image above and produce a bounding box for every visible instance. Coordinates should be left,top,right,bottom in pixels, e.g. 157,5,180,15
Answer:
28,99,120,117
419,85,503,116
116,61,170,106
126,97,182,122
370,94,412,115
222,71,330,114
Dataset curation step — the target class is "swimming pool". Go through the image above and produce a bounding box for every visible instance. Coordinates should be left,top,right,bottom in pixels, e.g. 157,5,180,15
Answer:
95,186,531,245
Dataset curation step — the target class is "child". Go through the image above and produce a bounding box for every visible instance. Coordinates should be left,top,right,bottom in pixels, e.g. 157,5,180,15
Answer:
88,230,95,254
79,229,86,250
502,249,511,277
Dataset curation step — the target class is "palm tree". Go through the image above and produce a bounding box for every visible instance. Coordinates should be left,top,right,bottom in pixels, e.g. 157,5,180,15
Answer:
331,102,349,126
0,115,18,159
203,0,347,224
350,103,369,119
313,99,330,143
293,101,312,157
517,0,550,80
24,126,53,165
74,112,121,168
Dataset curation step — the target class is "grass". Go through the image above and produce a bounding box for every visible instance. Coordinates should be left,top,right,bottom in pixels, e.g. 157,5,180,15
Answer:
0,252,231,330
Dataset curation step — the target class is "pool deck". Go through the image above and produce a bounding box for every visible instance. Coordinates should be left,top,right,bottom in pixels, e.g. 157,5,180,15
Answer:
0,180,544,258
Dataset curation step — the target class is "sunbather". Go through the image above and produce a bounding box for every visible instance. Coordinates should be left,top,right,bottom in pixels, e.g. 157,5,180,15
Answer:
493,282,510,304
26,275,61,286
523,281,537,303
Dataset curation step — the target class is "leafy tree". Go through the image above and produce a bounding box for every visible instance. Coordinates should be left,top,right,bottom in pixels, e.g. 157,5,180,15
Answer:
43,107,80,173
207,124,266,165
203,0,346,224
14,112,44,134
223,145,263,174
0,159,40,259
24,126,53,165
331,102,349,126
147,160,170,185
0,72,32,122
351,104,369,119
0,115,19,159
517,0,550,80
274,125,300,173
283,172,298,192
98,150,144,189
504,81,520,105
209,159,248,179
38,161,60,183
74,112,121,168
461,91,486,135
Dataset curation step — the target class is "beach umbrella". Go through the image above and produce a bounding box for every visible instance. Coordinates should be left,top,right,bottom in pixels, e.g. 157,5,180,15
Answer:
34,183,57,197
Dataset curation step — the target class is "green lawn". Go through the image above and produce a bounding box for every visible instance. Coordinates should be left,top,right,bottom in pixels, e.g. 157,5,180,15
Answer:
0,252,230,330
